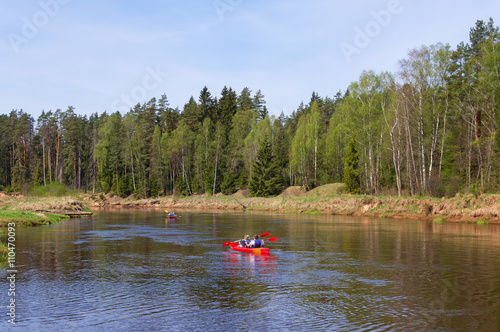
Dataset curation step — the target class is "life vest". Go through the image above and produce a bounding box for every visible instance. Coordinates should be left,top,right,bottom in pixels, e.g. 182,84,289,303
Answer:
240,239,251,247
253,239,262,248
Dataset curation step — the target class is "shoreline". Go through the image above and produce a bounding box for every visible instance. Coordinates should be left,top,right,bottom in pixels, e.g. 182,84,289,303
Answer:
88,191,500,224
1,185,500,226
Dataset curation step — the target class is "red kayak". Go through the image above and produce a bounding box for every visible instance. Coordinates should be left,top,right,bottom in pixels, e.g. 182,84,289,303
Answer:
230,243,270,255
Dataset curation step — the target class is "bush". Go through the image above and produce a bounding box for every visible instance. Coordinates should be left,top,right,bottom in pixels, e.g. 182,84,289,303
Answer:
469,183,481,198
27,182,73,197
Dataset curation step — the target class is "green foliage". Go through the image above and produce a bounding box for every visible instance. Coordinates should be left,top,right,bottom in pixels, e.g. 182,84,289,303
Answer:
27,182,73,197
476,219,489,225
249,135,283,197
344,136,360,194
469,183,481,198
118,175,133,198
0,207,68,227
221,171,237,195
0,241,8,266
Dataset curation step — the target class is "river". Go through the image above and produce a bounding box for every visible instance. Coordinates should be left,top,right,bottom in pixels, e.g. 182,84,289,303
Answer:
1,209,500,331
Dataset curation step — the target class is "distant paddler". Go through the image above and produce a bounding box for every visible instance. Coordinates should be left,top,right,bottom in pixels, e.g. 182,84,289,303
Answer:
165,210,177,218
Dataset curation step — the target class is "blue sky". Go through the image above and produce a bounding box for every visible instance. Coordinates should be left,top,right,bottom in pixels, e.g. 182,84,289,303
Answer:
1,0,499,120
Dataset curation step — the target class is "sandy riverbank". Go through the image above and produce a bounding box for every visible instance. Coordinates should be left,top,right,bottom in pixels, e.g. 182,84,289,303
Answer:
1,184,500,225
84,184,500,224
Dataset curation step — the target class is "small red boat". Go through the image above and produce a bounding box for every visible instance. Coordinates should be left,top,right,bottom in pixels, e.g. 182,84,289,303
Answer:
230,243,270,255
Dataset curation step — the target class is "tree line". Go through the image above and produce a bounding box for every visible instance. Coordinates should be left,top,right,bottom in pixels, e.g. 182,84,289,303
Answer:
1,19,499,198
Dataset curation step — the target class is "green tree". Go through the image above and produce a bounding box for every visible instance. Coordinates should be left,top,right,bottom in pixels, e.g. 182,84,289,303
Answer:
291,112,309,189
237,87,254,111
222,109,258,194
306,101,323,187
249,134,282,197
95,111,124,193
181,96,200,132
170,120,194,195
218,86,238,135
344,136,360,194
244,116,272,184
199,86,214,123
253,89,267,120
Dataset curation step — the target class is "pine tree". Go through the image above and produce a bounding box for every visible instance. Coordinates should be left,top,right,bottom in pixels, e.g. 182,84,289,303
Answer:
237,87,254,111
249,134,282,197
344,136,360,194
253,90,267,120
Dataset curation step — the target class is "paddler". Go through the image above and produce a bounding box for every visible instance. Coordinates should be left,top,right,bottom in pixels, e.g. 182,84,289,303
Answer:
235,234,251,247
249,234,264,248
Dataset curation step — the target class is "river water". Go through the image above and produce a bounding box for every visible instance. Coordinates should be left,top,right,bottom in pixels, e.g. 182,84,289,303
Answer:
1,209,500,331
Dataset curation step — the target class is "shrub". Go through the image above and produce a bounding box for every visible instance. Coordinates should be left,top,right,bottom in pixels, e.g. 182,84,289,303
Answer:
27,182,73,197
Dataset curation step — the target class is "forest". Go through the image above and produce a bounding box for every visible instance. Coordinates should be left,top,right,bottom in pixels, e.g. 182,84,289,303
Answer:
1,19,499,199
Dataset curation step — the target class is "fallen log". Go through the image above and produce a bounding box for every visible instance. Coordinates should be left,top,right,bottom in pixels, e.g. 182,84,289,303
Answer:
35,210,93,217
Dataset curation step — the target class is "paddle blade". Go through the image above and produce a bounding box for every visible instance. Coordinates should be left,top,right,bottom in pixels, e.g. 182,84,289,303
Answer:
230,243,240,248
267,237,277,242
260,232,269,237
223,242,232,246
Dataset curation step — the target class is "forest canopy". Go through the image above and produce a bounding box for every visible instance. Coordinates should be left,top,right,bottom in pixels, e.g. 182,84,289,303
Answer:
1,19,499,198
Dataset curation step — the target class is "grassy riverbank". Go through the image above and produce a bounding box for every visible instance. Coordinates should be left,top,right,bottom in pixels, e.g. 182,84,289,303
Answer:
0,207,69,227
90,184,500,224
0,242,7,266
1,184,499,226
0,194,84,227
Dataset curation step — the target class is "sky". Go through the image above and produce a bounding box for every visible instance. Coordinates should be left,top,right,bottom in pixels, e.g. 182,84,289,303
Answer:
1,0,499,120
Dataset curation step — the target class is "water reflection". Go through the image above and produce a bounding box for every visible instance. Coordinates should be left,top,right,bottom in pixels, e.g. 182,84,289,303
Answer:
1,210,500,331
223,252,277,280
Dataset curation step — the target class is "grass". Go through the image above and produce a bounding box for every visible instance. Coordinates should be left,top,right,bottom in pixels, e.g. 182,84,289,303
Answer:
433,217,445,223
26,182,76,198
303,209,321,215
0,207,69,227
476,219,489,225
0,241,8,266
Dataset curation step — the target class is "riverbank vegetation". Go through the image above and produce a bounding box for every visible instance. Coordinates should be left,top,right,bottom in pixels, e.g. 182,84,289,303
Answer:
0,207,69,227
1,183,498,224
0,183,84,227
1,19,499,203
85,184,499,224
0,241,7,266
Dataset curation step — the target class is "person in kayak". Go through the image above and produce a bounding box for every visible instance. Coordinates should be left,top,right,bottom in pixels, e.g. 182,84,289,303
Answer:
236,235,251,247
249,235,264,248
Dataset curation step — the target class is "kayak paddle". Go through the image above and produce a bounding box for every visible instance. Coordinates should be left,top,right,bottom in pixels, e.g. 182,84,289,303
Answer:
260,232,269,237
